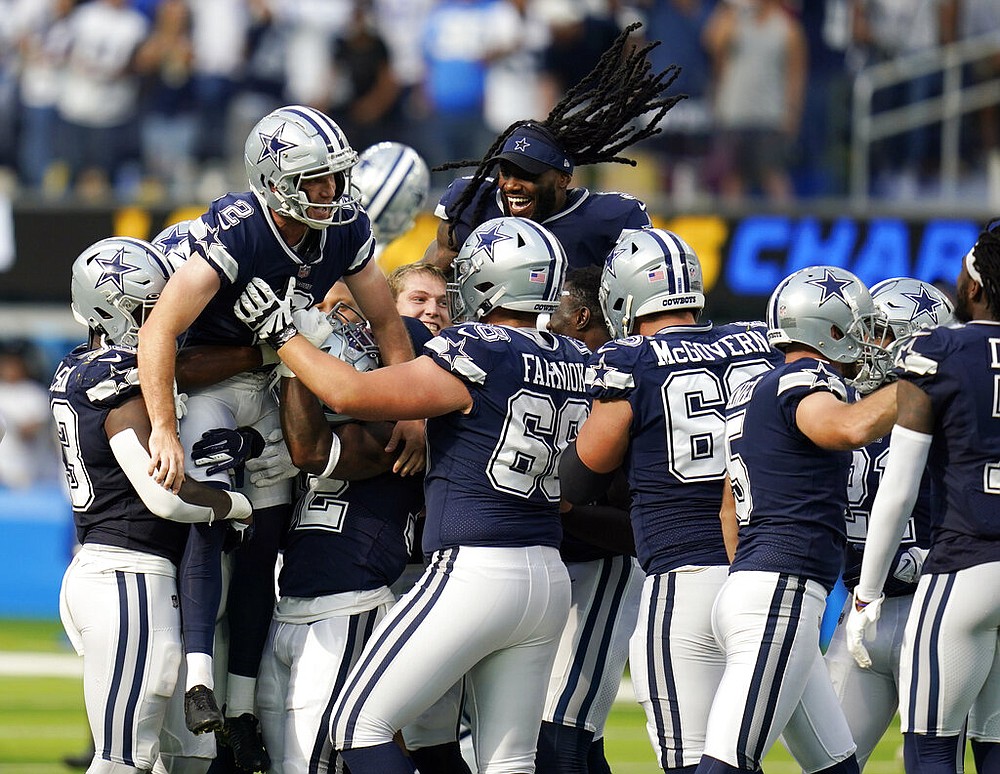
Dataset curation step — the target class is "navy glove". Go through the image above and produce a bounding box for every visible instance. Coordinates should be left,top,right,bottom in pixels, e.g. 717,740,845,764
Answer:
192,427,266,484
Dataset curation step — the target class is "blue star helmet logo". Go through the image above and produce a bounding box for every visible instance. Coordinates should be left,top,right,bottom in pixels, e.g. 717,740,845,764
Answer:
257,124,297,168
806,269,853,306
156,224,187,255
469,221,513,262
94,247,142,294
902,285,944,323
513,137,531,153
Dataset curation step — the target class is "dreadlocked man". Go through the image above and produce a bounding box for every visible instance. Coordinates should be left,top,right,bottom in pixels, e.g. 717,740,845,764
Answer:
424,22,685,271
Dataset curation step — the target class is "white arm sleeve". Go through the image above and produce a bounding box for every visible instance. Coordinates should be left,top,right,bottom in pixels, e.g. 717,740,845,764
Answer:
319,432,343,479
855,425,933,601
110,428,232,523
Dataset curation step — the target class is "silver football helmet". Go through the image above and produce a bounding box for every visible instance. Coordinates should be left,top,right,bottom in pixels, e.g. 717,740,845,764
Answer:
848,277,957,392
600,228,704,338
354,142,429,243
319,302,381,424
449,217,567,322
71,237,180,349
767,265,886,367
151,219,193,264
244,105,361,229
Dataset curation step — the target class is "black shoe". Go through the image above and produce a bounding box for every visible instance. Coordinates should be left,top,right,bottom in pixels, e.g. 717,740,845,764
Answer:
62,741,95,769
223,713,271,772
184,684,225,734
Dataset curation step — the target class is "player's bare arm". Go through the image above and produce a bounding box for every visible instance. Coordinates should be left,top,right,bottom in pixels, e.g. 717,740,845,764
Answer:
279,375,397,480
720,475,738,561
796,381,897,451
175,345,265,391
104,394,251,524
137,254,221,491
422,219,459,271
574,398,632,473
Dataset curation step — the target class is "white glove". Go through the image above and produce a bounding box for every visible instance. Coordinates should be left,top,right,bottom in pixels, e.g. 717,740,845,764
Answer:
291,307,334,347
892,546,929,584
845,593,884,669
245,429,299,488
235,277,297,349
174,389,188,420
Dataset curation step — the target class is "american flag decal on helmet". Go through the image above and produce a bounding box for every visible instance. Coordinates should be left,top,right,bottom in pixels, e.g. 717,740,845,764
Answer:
529,270,547,284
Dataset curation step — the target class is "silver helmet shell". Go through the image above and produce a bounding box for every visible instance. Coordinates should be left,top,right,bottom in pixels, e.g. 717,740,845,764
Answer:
354,142,429,243
71,237,180,349
449,217,567,322
766,265,885,365
599,227,704,339
870,277,956,340
319,302,381,424
244,105,360,229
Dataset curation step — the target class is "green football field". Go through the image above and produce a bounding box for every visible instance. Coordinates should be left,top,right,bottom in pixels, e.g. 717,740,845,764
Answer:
0,619,975,773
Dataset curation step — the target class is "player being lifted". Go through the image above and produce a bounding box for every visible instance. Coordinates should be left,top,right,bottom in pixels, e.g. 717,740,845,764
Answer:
233,217,590,773
53,237,252,774
561,229,780,773
848,222,1000,774
426,22,683,272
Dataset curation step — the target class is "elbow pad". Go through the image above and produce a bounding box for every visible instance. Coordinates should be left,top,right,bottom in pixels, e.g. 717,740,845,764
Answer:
109,429,216,523
559,443,615,505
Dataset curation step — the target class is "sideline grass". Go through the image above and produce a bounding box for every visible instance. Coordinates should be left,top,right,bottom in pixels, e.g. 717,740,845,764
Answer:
0,619,974,773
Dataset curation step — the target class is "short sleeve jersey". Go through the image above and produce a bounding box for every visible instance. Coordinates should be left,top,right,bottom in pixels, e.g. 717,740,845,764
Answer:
725,358,854,591
436,178,651,268
589,321,780,574
49,345,189,565
182,191,375,346
421,323,591,552
895,322,1000,573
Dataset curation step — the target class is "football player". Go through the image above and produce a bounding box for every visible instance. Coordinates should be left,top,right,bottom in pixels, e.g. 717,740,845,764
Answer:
541,264,645,774
234,217,590,774
424,23,682,273
53,237,252,774
137,106,418,760
255,311,434,774
561,231,781,773
695,266,897,773
848,224,1000,773
825,278,954,770
387,263,450,335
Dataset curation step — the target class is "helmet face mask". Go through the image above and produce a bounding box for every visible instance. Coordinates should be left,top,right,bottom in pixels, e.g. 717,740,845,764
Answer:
71,237,180,349
244,105,361,230
599,228,705,339
766,266,888,380
449,217,567,323
354,142,429,243
318,302,380,424
849,277,958,392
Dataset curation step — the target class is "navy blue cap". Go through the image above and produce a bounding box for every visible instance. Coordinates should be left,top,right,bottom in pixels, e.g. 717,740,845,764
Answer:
489,124,574,176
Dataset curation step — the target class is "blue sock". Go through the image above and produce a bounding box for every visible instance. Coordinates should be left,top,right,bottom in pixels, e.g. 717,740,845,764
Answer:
815,754,859,774
972,739,1000,774
903,732,963,774
695,755,748,773
535,720,593,774
339,741,414,774
179,521,226,656
587,736,613,774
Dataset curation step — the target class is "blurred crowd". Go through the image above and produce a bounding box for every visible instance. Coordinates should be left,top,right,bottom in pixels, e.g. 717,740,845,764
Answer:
0,0,997,208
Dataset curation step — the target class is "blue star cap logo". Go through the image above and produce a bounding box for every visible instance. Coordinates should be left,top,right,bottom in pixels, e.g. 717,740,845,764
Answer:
806,268,853,306
469,221,512,262
94,247,141,294
257,124,297,167
902,285,944,323
513,137,531,153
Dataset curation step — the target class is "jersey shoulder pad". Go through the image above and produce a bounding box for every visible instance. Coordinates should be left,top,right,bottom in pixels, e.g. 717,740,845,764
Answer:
587,339,640,398
424,322,507,385
776,359,848,401
894,326,955,377
77,348,141,408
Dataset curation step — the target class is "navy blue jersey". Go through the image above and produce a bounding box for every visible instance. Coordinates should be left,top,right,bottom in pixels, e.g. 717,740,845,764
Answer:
725,358,854,591
278,466,424,597
895,322,1000,573
590,321,780,575
436,178,651,269
49,345,189,565
843,430,936,596
421,323,592,551
183,191,375,346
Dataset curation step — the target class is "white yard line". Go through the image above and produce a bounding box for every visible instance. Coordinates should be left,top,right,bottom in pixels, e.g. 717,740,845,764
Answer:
0,652,82,678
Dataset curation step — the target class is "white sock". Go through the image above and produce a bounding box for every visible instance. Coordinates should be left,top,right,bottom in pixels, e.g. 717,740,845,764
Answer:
185,653,215,691
226,673,257,717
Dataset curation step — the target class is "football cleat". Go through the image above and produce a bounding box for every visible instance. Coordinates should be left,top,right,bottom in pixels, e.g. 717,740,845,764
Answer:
184,684,224,735
223,712,271,772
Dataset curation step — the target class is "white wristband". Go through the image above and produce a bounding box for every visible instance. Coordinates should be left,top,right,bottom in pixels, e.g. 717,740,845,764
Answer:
319,432,343,479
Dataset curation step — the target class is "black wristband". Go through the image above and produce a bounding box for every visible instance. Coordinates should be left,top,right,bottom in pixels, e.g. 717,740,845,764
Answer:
269,323,298,350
